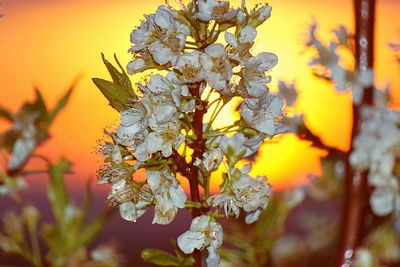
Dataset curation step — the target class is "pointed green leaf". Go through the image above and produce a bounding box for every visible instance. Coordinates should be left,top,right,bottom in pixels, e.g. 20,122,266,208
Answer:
67,180,94,237
101,53,133,93
141,249,184,266
47,86,74,125
34,88,48,115
92,78,130,112
47,158,72,230
76,207,114,248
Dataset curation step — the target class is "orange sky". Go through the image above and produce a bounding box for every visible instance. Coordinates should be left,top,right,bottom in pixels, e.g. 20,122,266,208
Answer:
0,0,399,191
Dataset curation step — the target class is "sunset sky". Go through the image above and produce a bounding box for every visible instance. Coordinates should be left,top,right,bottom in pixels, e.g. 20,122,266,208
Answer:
1,0,400,192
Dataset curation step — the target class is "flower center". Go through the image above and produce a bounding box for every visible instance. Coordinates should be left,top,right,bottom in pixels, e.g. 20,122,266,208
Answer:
161,128,178,143
163,37,181,53
182,65,201,80
211,58,228,74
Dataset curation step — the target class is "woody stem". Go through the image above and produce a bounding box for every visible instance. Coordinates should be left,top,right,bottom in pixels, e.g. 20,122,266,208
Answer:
188,82,207,267
336,0,375,266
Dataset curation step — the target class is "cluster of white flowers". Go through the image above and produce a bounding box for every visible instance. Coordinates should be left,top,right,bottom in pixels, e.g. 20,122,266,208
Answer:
350,42,400,219
307,23,373,104
350,96,400,217
177,215,223,267
208,164,271,224
97,1,287,265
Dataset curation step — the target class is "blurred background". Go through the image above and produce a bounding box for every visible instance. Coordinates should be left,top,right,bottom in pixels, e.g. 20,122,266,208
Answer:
0,0,399,265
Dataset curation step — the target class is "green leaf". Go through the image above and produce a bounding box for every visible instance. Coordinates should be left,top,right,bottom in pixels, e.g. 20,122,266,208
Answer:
34,88,48,115
47,85,74,125
47,158,72,230
92,78,131,112
65,180,93,238
76,207,114,248
141,249,193,266
141,249,179,266
101,53,133,93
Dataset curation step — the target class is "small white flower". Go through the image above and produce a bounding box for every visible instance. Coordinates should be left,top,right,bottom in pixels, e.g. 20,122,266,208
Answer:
200,43,233,92
240,93,286,137
236,9,246,25
307,23,339,69
96,164,132,185
129,6,189,66
8,120,37,171
247,4,272,27
331,67,374,104
177,215,223,267
142,72,194,113
257,5,272,21
238,52,278,97
146,121,185,157
231,173,271,224
219,132,264,161
194,148,224,173
225,26,257,63
370,186,397,216
350,105,400,216
150,40,178,65
147,169,187,225
196,0,238,22
107,180,152,222
239,26,257,43
175,51,204,83
207,193,240,218
278,81,298,107
0,175,27,197
127,58,146,74
353,248,374,267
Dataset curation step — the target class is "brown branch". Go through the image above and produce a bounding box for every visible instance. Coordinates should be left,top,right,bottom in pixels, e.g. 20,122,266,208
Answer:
336,0,375,266
187,82,207,267
298,123,347,159
188,83,206,216
172,150,193,178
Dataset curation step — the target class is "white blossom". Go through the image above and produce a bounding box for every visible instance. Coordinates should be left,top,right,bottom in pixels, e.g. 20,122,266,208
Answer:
0,175,27,197
195,0,238,22
96,164,132,185
240,93,287,137
177,215,223,267
116,105,148,147
231,172,271,224
225,26,257,63
146,121,185,157
129,6,189,65
353,248,374,267
219,132,265,161
207,193,240,218
278,80,298,107
331,66,374,104
200,43,233,93
194,148,224,173
307,23,374,104
127,58,146,74
174,51,204,83
238,52,278,97
8,119,37,171
107,180,152,222
257,5,272,21
350,105,400,216
147,169,187,224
